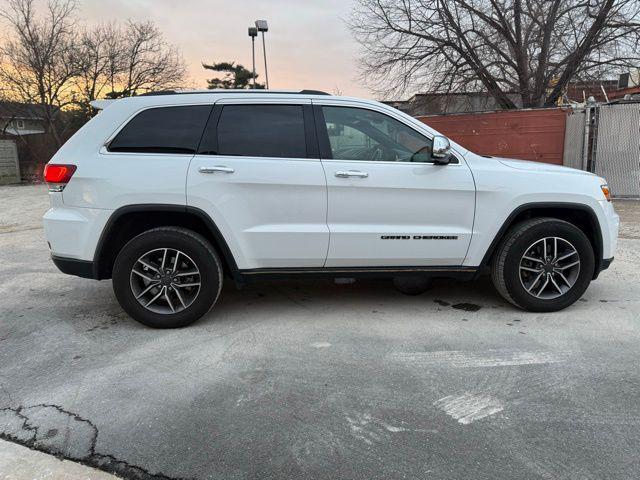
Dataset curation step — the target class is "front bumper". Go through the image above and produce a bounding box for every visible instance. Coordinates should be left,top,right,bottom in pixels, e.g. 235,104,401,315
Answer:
594,257,614,279
51,255,97,279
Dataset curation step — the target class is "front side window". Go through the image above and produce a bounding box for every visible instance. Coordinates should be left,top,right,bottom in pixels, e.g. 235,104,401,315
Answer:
216,105,307,158
322,106,433,162
108,105,212,154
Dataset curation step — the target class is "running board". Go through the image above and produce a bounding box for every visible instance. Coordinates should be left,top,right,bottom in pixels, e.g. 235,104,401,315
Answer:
235,266,478,283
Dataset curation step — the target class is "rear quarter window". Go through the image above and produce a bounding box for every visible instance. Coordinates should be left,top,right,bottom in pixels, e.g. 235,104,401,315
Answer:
108,105,212,154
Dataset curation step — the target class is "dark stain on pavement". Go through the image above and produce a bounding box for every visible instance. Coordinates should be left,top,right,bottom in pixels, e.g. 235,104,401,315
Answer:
85,314,123,332
451,303,482,312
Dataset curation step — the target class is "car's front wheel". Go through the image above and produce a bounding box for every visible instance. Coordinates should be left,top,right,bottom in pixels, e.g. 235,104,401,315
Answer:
112,227,223,328
491,218,595,312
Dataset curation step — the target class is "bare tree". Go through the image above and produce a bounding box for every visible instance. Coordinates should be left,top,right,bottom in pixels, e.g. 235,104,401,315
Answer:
1,0,188,133
350,0,640,107
0,0,79,144
75,21,187,104
74,22,121,113
104,21,187,98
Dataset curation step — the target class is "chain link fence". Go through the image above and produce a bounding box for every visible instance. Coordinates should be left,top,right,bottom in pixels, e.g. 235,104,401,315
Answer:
563,109,588,171
564,103,640,198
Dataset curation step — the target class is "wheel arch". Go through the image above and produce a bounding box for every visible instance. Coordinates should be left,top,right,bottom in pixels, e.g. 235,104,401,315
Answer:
93,204,238,281
479,202,604,279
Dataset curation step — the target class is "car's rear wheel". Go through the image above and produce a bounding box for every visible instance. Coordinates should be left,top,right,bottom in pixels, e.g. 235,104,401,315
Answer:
491,218,595,312
112,227,222,328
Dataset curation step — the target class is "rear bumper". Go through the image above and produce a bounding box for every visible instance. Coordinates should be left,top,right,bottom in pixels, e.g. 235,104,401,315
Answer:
43,206,113,261
51,255,97,279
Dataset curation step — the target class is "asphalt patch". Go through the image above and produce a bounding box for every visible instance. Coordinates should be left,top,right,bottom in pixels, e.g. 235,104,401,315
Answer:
0,404,185,480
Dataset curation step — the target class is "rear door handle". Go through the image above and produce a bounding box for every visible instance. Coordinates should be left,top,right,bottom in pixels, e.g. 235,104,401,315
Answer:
199,166,235,174
335,170,369,178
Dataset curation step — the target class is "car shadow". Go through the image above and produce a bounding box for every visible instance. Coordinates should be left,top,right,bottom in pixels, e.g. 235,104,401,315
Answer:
208,275,507,320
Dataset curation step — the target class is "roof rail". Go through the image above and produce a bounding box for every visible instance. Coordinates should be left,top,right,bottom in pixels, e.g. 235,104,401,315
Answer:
299,90,330,95
138,90,179,96
137,89,330,97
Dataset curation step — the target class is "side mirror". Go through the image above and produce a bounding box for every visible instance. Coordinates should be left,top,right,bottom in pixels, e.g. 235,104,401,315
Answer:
431,135,452,165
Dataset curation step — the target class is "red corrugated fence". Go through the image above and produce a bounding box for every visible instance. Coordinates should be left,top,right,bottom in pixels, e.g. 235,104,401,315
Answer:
416,108,569,165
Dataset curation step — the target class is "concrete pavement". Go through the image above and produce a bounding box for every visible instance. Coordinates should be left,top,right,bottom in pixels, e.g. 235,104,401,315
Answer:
0,439,119,480
0,184,639,479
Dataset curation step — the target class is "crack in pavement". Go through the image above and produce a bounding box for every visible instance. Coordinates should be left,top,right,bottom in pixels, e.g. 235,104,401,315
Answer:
0,404,189,480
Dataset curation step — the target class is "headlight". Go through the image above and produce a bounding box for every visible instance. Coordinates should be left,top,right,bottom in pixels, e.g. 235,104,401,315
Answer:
600,184,612,202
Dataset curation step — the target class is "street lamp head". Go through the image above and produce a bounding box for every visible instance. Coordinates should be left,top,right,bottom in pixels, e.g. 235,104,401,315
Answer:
248,27,257,37
255,20,268,32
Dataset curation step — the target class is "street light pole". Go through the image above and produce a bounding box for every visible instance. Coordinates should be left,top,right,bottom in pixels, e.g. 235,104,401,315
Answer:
248,27,257,89
261,31,269,89
255,20,269,89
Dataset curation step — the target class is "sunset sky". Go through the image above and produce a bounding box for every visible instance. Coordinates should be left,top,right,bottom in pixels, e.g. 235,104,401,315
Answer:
79,0,372,98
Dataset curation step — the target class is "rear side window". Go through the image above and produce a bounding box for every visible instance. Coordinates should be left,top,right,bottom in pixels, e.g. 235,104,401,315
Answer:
215,105,307,158
108,105,212,154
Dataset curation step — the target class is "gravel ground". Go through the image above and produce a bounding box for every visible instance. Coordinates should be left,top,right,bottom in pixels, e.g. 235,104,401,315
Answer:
0,184,639,480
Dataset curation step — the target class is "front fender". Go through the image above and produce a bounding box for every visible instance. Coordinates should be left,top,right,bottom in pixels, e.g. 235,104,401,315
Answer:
463,156,614,269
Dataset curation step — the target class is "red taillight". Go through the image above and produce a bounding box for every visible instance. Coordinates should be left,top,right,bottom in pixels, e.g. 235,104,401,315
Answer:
44,164,76,190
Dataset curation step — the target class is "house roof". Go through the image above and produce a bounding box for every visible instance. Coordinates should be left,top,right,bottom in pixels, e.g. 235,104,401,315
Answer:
608,85,640,100
0,101,49,120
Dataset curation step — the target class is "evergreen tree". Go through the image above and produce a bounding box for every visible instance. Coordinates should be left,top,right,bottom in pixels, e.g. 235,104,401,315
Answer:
202,61,264,89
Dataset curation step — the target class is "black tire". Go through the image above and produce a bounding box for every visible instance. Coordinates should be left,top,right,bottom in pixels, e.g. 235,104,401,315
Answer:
112,227,222,328
491,217,595,312
393,276,433,296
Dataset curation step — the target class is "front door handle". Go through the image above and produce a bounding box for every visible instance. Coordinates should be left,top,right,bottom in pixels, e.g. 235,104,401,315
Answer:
335,170,369,178
199,165,235,174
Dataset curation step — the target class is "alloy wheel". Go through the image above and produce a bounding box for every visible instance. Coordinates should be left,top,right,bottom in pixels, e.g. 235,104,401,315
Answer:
130,248,201,314
519,237,581,300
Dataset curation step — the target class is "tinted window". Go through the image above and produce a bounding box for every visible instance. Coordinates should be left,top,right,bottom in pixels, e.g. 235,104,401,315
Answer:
322,106,433,162
216,105,307,158
109,106,211,154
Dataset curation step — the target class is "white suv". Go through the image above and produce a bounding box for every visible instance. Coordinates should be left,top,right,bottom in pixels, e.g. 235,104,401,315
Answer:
43,90,619,328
